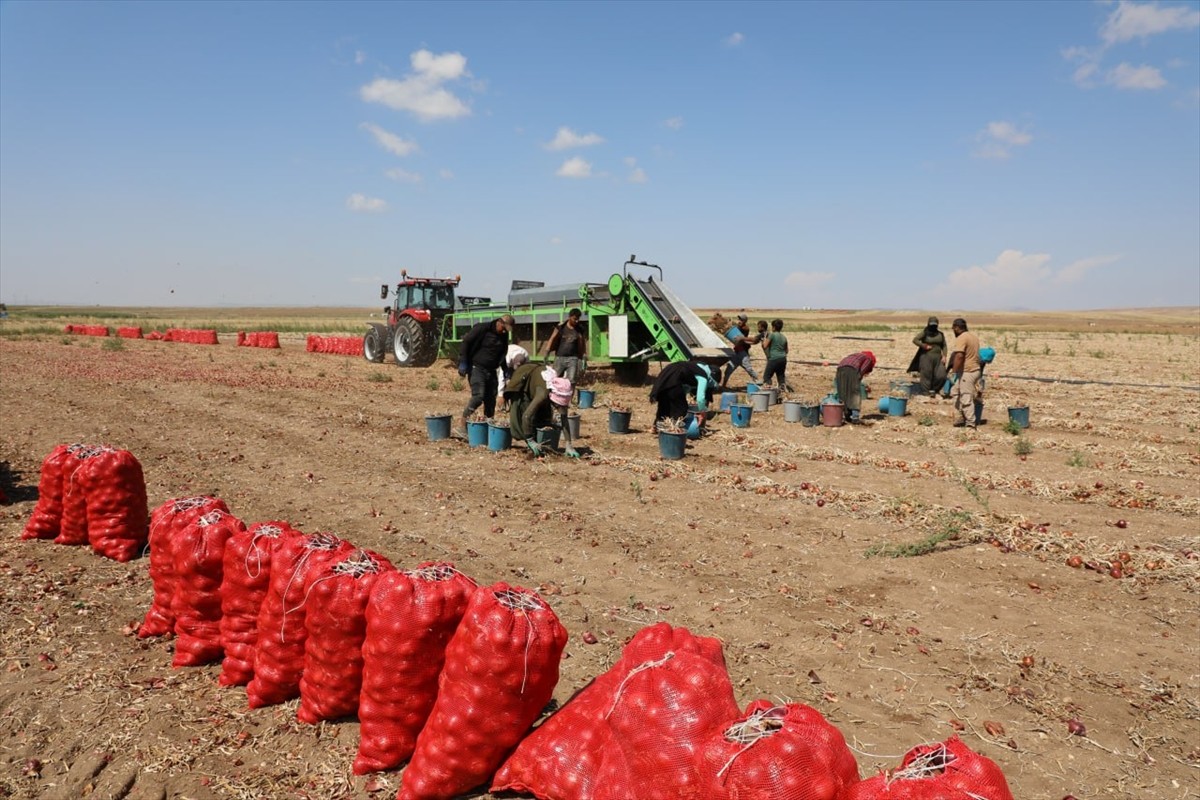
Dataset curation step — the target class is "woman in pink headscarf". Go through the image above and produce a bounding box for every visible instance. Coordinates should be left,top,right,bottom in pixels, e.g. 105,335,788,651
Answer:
503,365,579,457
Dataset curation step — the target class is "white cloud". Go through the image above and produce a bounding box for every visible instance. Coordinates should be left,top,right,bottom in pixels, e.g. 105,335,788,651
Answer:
360,122,419,156
724,32,745,47
438,168,455,180
556,157,592,178
1101,0,1200,44
783,271,835,291
354,50,367,66
664,116,685,131
628,167,648,184
544,126,605,151
1107,62,1168,90
934,249,1117,306
347,194,387,213
359,49,472,122
385,167,423,184
549,236,563,245
973,121,1033,159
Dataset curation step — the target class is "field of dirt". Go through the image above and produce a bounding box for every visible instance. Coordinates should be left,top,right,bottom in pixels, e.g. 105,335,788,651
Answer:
1,309,1197,800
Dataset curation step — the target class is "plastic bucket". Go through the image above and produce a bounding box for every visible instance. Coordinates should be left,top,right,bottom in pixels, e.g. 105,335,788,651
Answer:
425,415,452,441
1008,405,1030,428
566,413,581,440
887,395,908,416
746,383,759,395
487,424,512,451
578,389,595,409
467,420,489,448
730,403,753,428
750,391,771,412
820,402,844,427
800,404,821,427
658,431,687,460
767,387,780,405
878,396,891,414
720,392,738,411
536,426,561,449
783,400,803,423
608,409,632,434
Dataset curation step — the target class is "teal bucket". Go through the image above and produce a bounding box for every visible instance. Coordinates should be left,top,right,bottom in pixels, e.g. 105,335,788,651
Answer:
578,389,595,409
487,423,512,451
658,431,687,460
746,383,760,395
536,426,561,449
800,404,821,427
467,420,489,448
1007,405,1030,428
608,409,632,434
878,396,891,414
720,392,738,411
730,403,753,428
887,395,908,416
425,415,452,441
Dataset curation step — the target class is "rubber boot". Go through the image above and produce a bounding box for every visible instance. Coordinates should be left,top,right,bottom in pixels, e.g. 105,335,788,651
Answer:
452,414,468,440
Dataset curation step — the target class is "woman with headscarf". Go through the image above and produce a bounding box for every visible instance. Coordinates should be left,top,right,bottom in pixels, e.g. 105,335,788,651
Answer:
649,360,717,429
835,351,876,424
908,316,947,396
504,365,578,457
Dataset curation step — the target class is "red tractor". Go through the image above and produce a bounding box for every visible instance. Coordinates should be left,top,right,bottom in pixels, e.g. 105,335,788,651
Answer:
364,271,463,367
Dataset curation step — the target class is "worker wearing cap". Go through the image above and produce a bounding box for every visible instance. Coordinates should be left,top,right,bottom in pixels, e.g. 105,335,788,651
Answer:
505,364,579,457
455,314,513,437
543,308,588,386
908,316,948,396
720,313,762,389
835,351,876,424
948,318,982,429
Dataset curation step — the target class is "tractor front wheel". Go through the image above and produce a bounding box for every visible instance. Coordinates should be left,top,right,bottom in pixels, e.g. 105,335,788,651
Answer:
363,324,390,363
393,317,439,367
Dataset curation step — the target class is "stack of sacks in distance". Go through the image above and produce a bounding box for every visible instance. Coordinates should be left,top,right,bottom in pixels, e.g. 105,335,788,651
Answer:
306,334,364,355
236,331,281,348
163,328,219,344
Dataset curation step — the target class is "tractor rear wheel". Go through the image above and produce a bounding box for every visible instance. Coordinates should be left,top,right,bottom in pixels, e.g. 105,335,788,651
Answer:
363,324,389,363
393,317,439,367
613,361,650,386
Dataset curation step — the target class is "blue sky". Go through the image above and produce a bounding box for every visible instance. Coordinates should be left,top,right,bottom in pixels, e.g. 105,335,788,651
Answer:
2,0,1198,311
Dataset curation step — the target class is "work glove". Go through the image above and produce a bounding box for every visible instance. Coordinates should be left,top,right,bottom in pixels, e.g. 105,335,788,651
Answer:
524,438,544,457
564,446,580,459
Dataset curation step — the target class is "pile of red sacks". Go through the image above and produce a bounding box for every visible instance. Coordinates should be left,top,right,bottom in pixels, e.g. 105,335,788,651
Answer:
163,328,220,344
236,331,281,348
117,326,144,339
63,324,110,337
306,333,364,356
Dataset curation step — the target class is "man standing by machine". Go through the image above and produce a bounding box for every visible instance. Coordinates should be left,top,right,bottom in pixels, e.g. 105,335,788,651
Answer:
543,308,587,385
455,314,514,438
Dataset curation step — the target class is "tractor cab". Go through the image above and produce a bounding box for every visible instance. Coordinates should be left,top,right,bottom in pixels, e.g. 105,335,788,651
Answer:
380,271,462,325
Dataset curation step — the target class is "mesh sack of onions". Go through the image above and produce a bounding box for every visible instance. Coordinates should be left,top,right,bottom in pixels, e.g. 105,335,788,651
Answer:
699,700,859,800
22,445,72,540
139,497,230,638
353,562,477,775
171,508,246,667
590,642,740,800
397,582,568,800
54,444,96,546
841,736,1013,800
75,446,148,562
296,548,394,724
246,531,353,709
493,621,728,800
218,521,298,687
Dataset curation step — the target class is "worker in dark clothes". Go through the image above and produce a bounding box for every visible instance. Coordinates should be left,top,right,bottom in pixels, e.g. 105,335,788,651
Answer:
835,351,876,424
649,361,716,429
505,365,578,457
456,314,514,437
907,316,947,396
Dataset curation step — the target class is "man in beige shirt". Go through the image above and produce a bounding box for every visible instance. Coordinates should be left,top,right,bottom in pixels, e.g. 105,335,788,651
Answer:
948,317,981,428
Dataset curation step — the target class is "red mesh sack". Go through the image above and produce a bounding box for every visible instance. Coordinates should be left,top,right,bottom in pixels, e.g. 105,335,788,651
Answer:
296,549,394,724
354,563,477,775
246,531,353,709
493,622,727,800
75,446,148,562
139,496,230,638
54,445,94,546
218,521,297,687
22,445,71,540
591,643,740,800
398,582,568,800
171,508,246,667
841,736,1014,800
701,701,859,800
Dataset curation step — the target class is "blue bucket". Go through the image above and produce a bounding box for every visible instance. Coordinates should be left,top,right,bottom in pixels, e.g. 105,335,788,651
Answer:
878,396,891,414
608,409,632,434
730,403,753,428
746,383,760,395
887,395,908,416
658,431,687,460
487,423,512,451
1008,405,1030,428
425,415,452,441
578,389,595,409
720,392,738,411
467,420,489,448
